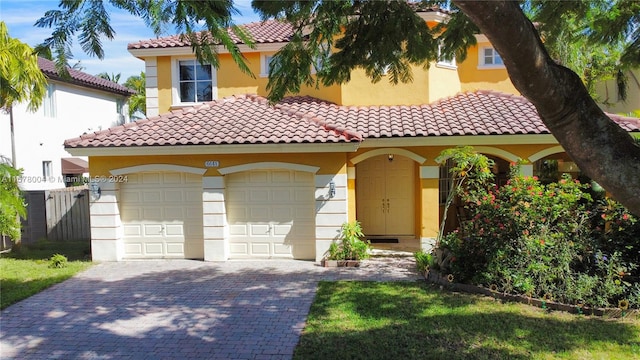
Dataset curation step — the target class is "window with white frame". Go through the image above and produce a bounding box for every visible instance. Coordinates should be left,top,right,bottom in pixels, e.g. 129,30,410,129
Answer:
43,84,56,117
260,54,275,77
177,59,214,103
479,46,504,68
42,161,52,178
437,44,456,68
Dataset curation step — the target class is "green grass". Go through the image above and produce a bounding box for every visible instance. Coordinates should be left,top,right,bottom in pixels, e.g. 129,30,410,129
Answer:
0,241,93,309
294,281,640,360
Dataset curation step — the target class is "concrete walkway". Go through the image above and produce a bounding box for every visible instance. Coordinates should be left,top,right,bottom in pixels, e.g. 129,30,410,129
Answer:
0,257,420,360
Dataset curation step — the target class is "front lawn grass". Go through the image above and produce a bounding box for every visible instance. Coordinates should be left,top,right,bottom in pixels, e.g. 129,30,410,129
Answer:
0,241,93,310
294,281,640,360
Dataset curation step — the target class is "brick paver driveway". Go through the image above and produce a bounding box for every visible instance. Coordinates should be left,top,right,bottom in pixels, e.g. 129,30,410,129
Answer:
1,257,419,359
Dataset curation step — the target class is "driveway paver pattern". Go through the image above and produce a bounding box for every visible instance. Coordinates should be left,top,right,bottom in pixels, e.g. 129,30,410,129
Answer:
1,256,420,360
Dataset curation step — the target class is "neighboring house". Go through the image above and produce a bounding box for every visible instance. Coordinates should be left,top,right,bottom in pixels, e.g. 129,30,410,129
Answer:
595,68,640,117
65,10,640,262
0,58,135,191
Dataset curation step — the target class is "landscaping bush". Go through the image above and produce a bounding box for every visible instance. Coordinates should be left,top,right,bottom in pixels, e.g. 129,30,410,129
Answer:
436,149,639,310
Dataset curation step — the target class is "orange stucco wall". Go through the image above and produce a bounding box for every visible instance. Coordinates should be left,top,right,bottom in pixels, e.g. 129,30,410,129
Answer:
457,44,519,95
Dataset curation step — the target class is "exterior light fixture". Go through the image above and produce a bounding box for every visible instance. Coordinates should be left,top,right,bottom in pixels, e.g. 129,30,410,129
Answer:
329,181,336,199
388,154,394,161
90,183,101,200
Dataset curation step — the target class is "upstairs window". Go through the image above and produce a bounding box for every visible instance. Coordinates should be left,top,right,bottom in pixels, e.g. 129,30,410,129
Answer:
479,46,504,68
437,45,457,69
42,161,52,178
43,84,56,117
260,54,274,77
178,60,213,103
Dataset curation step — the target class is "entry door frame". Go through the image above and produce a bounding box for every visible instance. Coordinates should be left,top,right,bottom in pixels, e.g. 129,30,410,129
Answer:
352,149,426,239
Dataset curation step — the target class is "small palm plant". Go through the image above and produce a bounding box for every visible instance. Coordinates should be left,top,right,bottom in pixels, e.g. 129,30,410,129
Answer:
327,221,371,260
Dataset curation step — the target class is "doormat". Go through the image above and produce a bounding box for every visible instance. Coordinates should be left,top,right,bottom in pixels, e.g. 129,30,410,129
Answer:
368,238,399,243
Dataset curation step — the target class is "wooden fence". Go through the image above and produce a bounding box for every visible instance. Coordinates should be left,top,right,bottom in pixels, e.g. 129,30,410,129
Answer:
20,186,91,244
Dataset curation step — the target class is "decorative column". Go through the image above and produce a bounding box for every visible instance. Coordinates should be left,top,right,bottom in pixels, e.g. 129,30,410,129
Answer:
419,165,440,252
314,173,348,262
89,181,123,261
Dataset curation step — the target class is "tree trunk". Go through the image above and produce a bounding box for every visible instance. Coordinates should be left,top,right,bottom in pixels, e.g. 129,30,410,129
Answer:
453,0,640,216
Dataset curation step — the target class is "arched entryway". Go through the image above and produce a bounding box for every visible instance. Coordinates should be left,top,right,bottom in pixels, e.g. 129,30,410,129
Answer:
355,154,416,243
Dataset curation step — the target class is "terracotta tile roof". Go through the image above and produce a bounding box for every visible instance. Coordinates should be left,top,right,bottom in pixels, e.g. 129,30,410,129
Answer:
64,91,640,150
38,58,135,97
128,20,293,50
64,94,361,148
128,4,446,50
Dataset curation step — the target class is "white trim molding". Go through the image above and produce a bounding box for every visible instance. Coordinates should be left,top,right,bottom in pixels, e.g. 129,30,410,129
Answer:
350,148,427,165
472,146,520,162
111,164,207,176
528,145,566,163
218,162,320,175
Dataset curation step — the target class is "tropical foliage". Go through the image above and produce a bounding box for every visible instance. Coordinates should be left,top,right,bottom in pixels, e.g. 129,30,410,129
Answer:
0,162,27,240
0,21,47,111
434,148,640,309
124,72,146,117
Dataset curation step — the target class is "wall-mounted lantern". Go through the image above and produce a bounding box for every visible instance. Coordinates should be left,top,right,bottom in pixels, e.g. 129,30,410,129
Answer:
329,181,336,199
90,183,101,200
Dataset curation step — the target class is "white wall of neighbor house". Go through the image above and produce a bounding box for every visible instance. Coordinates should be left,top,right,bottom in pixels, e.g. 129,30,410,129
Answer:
0,81,128,190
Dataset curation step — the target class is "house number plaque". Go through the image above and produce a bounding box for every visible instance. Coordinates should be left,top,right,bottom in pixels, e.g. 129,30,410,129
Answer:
205,161,220,168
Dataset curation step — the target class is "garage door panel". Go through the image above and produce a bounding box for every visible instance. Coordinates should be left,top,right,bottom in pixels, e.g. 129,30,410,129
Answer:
250,224,270,236
123,225,142,236
164,190,184,202
229,224,247,236
230,243,248,255
144,242,163,255
251,242,270,255
165,224,183,236
273,243,292,255
142,191,162,202
142,173,161,184
226,169,315,259
121,171,203,259
124,243,142,255
273,224,291,236
142,208,162,219
163,173,182,184
166,242,184,254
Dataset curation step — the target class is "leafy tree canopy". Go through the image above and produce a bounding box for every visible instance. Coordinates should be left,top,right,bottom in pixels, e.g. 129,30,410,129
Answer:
0,21,47,112
34,0,640,215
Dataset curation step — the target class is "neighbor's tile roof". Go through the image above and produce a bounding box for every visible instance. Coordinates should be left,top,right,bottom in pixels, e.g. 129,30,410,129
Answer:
38,58,135,97
64,94,361,148
128,20,294,50
64,91,640,149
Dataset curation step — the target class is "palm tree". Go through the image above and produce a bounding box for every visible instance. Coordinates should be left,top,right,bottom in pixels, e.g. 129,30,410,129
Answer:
0,21,47,167
96,72,121,84
124,72,146,118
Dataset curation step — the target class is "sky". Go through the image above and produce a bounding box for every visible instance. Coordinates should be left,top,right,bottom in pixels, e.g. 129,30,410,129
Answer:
0,0,261,81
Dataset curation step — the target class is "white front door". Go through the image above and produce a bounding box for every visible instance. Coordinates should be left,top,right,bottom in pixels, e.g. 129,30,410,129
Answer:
120,171,203,259
356,154,415,236
225,169,315,259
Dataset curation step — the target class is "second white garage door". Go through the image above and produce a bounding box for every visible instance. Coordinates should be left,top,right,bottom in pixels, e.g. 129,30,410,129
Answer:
226,169,315,259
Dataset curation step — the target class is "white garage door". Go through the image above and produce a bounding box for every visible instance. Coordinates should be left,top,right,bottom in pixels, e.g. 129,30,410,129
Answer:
120,171,203,259
226,169,315,259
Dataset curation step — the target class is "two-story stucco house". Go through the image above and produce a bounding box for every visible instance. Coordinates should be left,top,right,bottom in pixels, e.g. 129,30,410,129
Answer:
63,8,640,262
0,58,134,191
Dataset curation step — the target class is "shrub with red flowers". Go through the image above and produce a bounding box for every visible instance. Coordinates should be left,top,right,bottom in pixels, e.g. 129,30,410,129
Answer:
437,151,639,309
